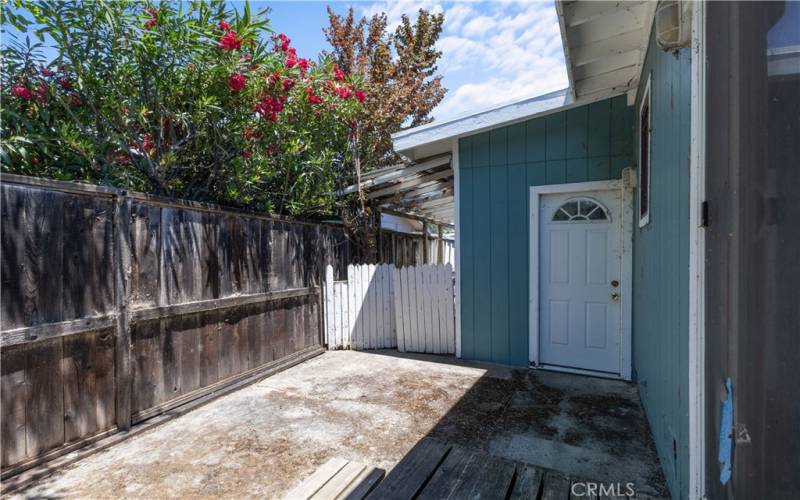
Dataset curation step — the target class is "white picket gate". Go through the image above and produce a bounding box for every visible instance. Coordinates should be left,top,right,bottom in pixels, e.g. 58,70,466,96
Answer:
324,263,455,354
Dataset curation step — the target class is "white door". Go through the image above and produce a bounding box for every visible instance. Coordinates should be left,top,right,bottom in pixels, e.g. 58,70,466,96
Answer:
538,190,622,374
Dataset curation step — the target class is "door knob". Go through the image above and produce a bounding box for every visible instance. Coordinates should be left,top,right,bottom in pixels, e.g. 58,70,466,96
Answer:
611,280,619,287
611,292,620,301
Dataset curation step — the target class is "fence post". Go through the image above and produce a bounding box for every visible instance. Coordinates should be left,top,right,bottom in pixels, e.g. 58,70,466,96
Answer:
437,224,443,264
324,264,334,347
113,190,133,431
422,221,429,264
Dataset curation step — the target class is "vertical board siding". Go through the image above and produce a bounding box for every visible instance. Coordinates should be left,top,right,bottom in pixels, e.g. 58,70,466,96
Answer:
458,95,634,366
0,177,349,472
325,264,455,354
631,32,691,500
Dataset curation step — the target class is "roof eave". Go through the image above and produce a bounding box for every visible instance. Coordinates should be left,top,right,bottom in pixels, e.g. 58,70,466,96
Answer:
555,0,578,102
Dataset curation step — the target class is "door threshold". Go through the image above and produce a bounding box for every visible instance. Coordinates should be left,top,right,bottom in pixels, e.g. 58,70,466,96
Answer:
530,363,626,381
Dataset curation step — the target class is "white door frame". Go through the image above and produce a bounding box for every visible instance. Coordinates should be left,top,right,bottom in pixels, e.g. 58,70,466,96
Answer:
688,0,707,497
528,179,634,380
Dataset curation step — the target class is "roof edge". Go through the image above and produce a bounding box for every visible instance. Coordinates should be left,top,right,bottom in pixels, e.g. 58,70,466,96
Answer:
393,87,628,155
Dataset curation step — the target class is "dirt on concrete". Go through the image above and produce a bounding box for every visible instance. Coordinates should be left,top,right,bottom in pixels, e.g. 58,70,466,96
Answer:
9,350,668,499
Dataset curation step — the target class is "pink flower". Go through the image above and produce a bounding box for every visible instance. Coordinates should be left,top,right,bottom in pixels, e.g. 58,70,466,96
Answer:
333,65,344,81
277,33,291,52
41,67,54,77
11,85,32,100
285,48,298,68
306,87,322,104
253,95,284,121
218,30,242,51
59,78,70,90
218,20,230,31
282,78,296,92
228,73,246,92
334,85,352,100
242,148,252,159
144,8,158,29
297,58,309,72
33,83,47,104
355,90,366,103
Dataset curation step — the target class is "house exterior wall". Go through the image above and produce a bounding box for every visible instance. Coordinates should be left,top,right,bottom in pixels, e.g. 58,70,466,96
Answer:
457,95,633,366
632,32,691,499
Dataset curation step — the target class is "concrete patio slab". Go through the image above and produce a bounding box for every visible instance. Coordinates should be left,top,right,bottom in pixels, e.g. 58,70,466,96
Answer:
8,350,668,499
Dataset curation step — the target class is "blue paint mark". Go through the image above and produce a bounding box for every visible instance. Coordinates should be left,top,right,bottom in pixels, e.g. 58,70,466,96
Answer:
718,378,734,485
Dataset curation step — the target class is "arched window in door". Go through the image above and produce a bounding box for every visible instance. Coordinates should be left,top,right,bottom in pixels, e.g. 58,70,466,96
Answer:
552,198,609,222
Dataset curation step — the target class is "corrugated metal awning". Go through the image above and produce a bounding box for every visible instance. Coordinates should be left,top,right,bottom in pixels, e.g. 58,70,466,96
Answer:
337,154,454,226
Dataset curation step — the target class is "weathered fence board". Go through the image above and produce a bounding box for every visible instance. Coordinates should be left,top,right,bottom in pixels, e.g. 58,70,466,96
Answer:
324,264,454,354
0,174,349,476
379,228,455,267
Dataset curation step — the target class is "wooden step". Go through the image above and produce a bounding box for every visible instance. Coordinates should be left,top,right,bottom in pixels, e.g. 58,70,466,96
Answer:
285,458,385,500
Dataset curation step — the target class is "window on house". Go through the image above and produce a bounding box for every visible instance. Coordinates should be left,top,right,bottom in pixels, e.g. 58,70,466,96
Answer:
552,198,609,222
639,74,652,227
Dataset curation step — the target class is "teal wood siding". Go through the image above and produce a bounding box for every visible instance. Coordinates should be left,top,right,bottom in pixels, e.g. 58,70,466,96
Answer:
632,34,691,499
458,95,633,366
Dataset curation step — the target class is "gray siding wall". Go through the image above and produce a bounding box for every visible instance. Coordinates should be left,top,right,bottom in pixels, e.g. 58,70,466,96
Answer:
632,34,691,499
458,95,633,366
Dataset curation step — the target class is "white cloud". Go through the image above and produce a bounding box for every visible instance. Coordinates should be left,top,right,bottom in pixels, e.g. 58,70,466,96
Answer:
433,64,567,119
355,1,568,121
461,15,497,36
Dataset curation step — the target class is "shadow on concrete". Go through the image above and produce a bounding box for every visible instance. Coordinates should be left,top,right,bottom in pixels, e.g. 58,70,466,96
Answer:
366,349,670,499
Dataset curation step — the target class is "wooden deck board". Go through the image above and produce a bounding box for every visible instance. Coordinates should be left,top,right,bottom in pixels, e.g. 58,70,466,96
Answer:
509,465,544,500
285,458,385,500
540,471,571,500
416,445,475,499
366,439,451,500
443,448,516,499
342,468,385,500
288,438,612,500
285,458,349,499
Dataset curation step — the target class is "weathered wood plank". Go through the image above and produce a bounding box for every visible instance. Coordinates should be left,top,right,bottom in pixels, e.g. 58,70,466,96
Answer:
1,185,27,330
26,188,65,326
62,329,115,443
541,471,572,500
131,320,165,414
367,438,451,500
443,448,516,499
25,338,65,458
342,467,385,500
130,287,319,322
130,203,162,308
417,444,475,499
1,345,28,466
113,194,133,431
285,457,349,499
509,465,544,500
1,315,116,348
312,460,368,499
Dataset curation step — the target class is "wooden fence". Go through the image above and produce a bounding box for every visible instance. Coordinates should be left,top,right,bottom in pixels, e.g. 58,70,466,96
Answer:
378,228,454,268
0,174,349,477
324,263,455,354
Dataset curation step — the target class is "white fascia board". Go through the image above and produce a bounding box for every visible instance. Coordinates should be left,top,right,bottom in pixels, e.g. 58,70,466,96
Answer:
392,89,572,155
556,0,577,101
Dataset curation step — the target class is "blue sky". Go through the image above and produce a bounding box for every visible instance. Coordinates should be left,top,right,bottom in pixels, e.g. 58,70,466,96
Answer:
269,1,568,121
3,1,568,122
